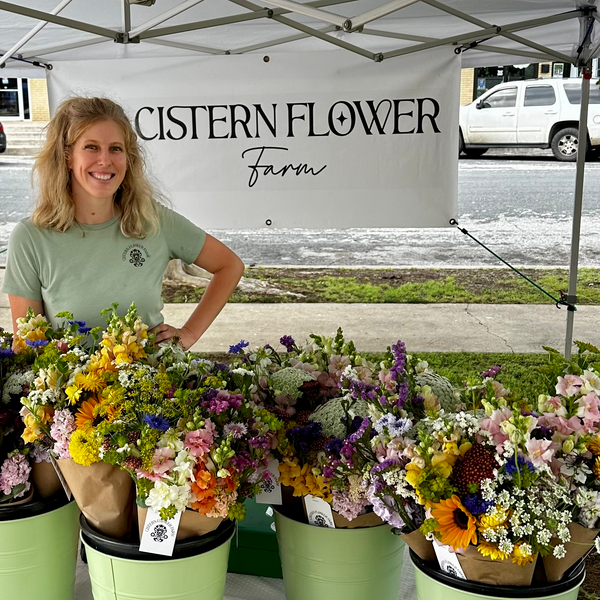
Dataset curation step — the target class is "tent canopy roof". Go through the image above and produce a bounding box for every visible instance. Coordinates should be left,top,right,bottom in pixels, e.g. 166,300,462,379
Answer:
0,0,599,75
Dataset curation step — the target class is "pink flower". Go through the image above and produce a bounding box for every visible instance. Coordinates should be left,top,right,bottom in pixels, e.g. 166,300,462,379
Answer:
0,454,31,497
556,374,583,397
525,438,555,467
274,394,297,416
184,428,214,457
378,369,397,392
151,447,176,475
577,392,600,432
479,407,512,452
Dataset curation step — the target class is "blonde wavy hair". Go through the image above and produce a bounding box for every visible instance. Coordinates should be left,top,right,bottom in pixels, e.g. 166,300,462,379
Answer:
32,96,161,238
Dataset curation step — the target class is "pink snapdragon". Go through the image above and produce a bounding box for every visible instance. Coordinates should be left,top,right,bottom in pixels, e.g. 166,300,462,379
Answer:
49,409,77,459
525,438,555,467
556,374,583,397
479,407,513,452
577,392,600,432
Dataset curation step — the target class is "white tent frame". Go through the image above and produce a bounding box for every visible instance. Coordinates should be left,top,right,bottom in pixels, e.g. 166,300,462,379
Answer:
0,0,598,358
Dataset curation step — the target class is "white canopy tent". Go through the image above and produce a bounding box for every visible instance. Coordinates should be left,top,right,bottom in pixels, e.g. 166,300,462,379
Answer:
1,0,599,357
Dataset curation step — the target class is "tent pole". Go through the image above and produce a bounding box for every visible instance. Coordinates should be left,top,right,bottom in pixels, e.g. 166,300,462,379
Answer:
565,65,591,359
0,0,73,68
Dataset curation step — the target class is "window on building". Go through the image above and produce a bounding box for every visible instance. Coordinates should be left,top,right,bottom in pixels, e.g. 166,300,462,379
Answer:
523,85,556,106
480,87,517,109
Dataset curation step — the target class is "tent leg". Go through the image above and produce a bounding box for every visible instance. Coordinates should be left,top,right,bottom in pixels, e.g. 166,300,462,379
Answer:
564,65,591,359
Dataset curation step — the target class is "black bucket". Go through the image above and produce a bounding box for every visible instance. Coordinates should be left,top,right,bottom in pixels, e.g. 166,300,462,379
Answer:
410,549,586,600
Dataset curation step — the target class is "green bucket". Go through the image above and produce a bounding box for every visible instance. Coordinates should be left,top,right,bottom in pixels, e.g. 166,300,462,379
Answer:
0,492,79,600
273,508,404,600
410,550,586,600
80,514,235,600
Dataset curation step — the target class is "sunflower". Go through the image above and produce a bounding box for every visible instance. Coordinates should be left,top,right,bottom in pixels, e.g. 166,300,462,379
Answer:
75,397,100,430
511,542,535,566
589,436,600,456
477,540,509,561
431,494,478,551
593,457,600,479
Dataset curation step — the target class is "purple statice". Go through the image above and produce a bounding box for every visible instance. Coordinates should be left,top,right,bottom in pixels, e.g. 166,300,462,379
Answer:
143,413,170,431
212,362,229,373
50,409,77,459
505,455,534,476
288,422,322,454
228,340,249,354
481,365,502,378
347,417,370,444
332,490,370,520
0,454,31,497
389,340,407,378
347,379,379,401
231,451,258,472
395,379,409,410
248,436,270,450
204,390,231,415
340,441,354,459
322,464,336,481
374,414,412,438
25,338,49,349
464,493,494,516
370,458,400,477
367,482,405,529
279,335,296,353
325,438,344,456
223,422,248,439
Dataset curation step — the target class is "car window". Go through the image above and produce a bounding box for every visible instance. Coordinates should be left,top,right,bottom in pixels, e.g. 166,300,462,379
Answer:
523,85,556,106
480,87,517,109
563,83,600,104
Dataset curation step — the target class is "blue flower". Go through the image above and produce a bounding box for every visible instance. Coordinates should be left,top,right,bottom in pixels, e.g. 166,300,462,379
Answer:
505,455,534,476
25,339,49,348
279,335,296,352
464,493,494,516
229,340,249,354
143,414,170,431
0,347,15,359
69,320,91,334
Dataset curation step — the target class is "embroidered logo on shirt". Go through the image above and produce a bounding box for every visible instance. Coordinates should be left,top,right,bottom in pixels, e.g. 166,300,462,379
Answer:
122,244,150,267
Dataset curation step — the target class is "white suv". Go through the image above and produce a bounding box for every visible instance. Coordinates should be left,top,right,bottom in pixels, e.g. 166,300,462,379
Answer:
459,78,600,161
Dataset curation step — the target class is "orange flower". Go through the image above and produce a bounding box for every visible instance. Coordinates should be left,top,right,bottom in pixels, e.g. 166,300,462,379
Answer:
431,494,477,551
192,463,217,491
191,489,217,514
75,397,99,430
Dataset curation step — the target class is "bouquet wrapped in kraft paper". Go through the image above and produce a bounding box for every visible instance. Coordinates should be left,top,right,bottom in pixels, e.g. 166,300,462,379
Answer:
457,545,537,586
137,507,224,541
57,459,135,539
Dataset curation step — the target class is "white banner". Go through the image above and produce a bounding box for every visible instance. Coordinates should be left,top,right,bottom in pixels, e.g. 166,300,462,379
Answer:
47,49,459,229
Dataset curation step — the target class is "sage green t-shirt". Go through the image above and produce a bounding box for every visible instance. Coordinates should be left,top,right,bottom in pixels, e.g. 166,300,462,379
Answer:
2,205,206,330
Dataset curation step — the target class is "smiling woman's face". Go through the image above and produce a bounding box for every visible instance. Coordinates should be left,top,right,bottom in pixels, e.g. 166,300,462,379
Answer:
68,119,127,206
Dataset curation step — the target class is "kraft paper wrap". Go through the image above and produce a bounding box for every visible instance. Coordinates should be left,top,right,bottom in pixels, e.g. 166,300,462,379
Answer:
332,510,384,529
457,545,537,586
31,460,63,498
57,459,135,540
138,507,224,541
542,522,599,582
401,529,436,562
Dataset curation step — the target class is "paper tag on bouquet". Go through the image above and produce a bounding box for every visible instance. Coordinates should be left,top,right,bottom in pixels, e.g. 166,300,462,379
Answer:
139,507,182,556
304,495,335,528
433,539,467,580
49,453,72,500
255,458,283,505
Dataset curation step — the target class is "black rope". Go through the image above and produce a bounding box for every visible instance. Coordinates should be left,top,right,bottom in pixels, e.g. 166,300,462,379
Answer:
449,219,576,311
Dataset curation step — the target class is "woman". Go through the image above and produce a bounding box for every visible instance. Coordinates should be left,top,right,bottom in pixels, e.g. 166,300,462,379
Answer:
2,97,244,349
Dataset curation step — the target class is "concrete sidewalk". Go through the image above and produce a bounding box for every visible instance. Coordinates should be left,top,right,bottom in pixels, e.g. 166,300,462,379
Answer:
1,268,597,353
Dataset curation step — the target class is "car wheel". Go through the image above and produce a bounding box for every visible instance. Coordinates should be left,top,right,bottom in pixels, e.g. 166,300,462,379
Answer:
459,130,465,157
463,148,488,158
551,127,579,162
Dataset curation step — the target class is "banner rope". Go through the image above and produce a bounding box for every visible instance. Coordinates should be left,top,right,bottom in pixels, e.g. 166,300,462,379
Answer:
449,219,576,311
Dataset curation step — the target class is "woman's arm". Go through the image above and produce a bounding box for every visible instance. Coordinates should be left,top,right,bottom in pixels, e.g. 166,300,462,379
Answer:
8,295,45,334
154,234,244,350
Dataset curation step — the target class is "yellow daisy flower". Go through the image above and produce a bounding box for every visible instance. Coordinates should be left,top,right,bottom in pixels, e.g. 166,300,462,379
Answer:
511,542,535,566
589,436,600,456
477,541,509,561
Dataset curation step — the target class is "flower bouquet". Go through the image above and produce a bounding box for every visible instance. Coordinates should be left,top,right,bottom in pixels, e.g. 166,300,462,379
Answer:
534,342,600,581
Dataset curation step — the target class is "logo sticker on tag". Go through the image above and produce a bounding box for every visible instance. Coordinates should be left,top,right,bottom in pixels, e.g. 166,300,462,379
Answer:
304,494,335,528
432,539,467,580
255,458,282,505
139,507,182,557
